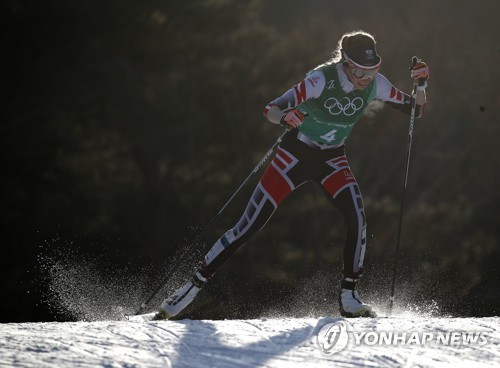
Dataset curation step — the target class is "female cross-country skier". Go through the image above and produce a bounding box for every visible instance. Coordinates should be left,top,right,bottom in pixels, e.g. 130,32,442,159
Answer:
157,30,429,318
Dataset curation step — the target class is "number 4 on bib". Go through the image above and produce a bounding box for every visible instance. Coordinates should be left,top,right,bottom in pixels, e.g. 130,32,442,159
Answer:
320,129,337,143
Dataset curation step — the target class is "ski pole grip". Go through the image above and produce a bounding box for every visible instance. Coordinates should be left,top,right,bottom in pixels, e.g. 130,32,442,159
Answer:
410,56,421,91
412,56,418,67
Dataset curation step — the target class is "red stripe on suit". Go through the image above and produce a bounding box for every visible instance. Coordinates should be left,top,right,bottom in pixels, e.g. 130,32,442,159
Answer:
260,164,292,205
323,168,356,198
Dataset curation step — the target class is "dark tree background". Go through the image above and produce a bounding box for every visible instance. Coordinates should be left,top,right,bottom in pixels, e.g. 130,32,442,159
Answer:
1,0,499,322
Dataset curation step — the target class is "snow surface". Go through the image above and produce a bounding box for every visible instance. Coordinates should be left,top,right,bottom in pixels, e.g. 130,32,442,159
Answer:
1,316,499,368
24,246,499,367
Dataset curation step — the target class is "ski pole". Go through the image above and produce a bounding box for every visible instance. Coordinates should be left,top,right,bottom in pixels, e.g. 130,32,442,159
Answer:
388,56,420,316
134,129,289,315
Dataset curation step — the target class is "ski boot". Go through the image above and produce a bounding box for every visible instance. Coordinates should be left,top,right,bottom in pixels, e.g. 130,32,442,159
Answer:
154,230,234,320
339,277,377,318
154,271,207,320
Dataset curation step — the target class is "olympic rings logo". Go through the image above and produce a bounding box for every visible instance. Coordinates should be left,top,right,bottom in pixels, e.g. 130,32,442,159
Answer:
324,97,364,116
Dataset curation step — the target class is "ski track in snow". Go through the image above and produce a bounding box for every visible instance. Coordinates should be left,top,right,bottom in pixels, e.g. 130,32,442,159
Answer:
1,317,499,368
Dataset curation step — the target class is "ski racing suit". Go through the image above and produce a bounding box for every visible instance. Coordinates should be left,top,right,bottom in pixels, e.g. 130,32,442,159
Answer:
198,62,422,282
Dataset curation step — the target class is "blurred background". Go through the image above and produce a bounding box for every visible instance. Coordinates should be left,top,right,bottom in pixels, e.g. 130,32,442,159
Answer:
1,0,499,322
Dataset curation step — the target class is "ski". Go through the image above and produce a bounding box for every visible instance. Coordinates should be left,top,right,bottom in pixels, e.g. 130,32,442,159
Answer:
125,309,171,322
125,312,158,322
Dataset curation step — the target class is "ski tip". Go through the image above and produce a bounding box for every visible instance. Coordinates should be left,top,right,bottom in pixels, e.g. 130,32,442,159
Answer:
126,312,159,323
